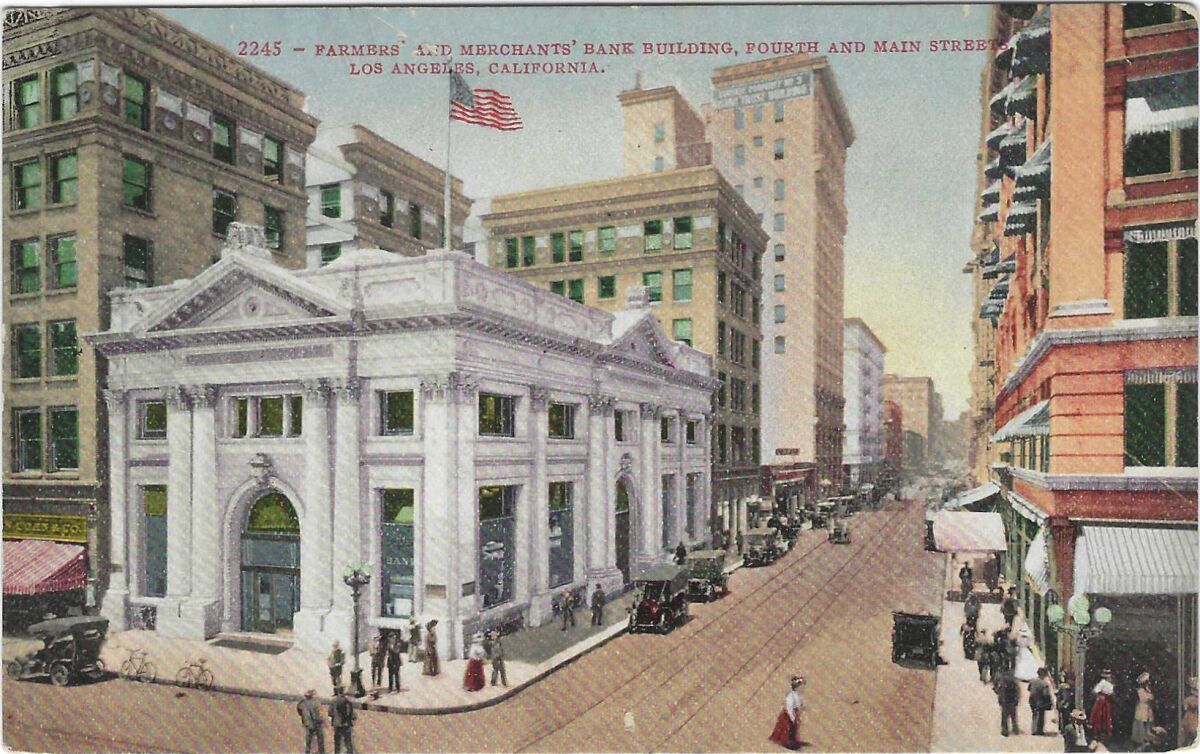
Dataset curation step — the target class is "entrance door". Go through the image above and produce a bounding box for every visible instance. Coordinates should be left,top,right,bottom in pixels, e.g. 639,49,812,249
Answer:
240,492,300,634
615,480,631,584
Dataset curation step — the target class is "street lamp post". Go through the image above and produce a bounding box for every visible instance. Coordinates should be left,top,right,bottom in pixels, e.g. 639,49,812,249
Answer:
343,564,372,698
1046,591,1114,709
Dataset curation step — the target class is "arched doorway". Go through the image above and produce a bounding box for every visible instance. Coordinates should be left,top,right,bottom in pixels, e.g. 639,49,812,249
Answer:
240,491,300,634
615,480,632,585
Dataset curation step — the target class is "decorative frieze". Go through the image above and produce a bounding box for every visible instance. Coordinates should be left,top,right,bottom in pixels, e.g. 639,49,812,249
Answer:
302,378,333,405
587,393,615,414
640,402,663,420
332,377,362,405
164,385,192,411
419,372,479,402
529,386,550,409
187,384,220,409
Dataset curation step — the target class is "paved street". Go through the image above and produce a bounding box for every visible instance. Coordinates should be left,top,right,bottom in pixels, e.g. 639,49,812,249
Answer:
4,500,944,753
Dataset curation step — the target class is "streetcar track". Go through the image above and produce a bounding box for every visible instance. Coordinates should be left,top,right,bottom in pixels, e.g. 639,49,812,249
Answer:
4,716,186,754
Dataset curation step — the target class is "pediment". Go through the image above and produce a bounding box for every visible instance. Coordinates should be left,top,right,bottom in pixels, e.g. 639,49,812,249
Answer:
611,315,679,369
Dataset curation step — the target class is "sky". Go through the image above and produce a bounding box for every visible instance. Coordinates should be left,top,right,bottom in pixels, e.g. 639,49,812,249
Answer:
166,5,990,417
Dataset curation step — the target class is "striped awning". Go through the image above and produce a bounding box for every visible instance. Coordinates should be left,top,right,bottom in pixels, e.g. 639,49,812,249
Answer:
979,203,1000,224
1011,6,1051,77
942,481,1001,511
990,80,1017,114
982,180,1002,204
993,399,1049,442
1005,200,1038,236
1074,525,1198,595
1125,221,1196,245
932,512,1008,553
1013,138,1051,201
986,123,1011,151
1125,70,1198,140
3,539,88,595
1006,75,1038,118
985,157,1005,180
988,277,1011,300
1024,529,1050,595
999,124,1029,168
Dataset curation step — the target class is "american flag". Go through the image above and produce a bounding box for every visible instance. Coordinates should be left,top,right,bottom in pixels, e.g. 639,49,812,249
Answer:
450,72,523,131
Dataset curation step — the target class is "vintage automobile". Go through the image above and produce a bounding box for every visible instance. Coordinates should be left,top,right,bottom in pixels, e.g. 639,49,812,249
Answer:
684,550,728,601
742,527,781,567
629,565,690,633
891,611,941,669
7,616,109,686
809,502,835,530
828,518,852,544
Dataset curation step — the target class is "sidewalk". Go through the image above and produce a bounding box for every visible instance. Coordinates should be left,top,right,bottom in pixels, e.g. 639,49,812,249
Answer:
931,560,1063,752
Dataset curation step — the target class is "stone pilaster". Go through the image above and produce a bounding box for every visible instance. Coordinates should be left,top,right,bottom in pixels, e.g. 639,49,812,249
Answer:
638,402,663,571
526,386,551,624
326,377,364,648
181,385,221,638
294,379,333,651
675,411,688,545
156,386,193,638
585,393,622,594
99,390,129,629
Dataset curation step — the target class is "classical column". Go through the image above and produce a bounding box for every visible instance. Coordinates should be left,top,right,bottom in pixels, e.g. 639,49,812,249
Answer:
165,386,193,599
295,379,333,651
182,385,220,637
638,403,662,570
586,393,612,583
328,378,363,646
451,373,479,660
526,386,550,623
675,411,688,545
699,414,714,544
100,390,129,628
419,373,460,657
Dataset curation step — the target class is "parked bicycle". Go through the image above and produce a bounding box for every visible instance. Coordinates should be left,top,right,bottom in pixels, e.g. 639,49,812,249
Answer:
175,658,214,690
119,648,157,683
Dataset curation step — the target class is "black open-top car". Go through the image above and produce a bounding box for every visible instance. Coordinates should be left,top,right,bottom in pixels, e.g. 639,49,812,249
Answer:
891,611,940,669
629,564,690,634
742,527,781,567
684,550,727,601
7,616,108,686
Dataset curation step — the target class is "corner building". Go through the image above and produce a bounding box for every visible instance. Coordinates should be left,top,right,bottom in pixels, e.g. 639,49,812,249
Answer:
483,167,767,548
2,8,316,618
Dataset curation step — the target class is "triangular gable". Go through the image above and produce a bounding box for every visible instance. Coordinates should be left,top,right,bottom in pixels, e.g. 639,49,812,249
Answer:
610,312,680,369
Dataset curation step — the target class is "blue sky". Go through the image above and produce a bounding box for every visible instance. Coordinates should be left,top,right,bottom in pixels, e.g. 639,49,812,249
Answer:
166,5,990,417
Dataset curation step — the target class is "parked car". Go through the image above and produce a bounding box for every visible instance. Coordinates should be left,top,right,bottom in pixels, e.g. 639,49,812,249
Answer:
684,550,728,601
628,565,690,634
7,616,108,686
828,518,852,544
891,611,940,669
742,528,781,567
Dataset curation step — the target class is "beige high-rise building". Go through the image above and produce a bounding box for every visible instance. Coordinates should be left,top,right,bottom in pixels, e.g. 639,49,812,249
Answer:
883,374,938,470
704,55,855,503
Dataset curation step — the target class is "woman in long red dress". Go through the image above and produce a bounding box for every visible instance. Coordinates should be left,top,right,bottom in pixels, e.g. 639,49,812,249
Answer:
463,632,486,692
1089,668,1115,741
769,675,806,749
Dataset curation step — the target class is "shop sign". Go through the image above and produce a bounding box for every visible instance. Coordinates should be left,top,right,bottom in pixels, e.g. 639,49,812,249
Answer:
3,513,88,543
714,70,813,110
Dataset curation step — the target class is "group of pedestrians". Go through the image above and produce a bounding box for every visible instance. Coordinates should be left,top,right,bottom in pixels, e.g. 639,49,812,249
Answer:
556,583,608,629
462,628,508,691
297,687,358,754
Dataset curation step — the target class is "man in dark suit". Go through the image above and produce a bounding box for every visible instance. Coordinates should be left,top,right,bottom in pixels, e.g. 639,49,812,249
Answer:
296,689,326,754
994,670,1021,736
1029,667,1053,735
559,589,577,630
1001,587,1019,628
329,686,357,754
590,584,606,626
976,629,992,684
385,634,403,692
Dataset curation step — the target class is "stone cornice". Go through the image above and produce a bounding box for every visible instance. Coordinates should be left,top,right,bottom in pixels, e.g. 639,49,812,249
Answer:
1009,465,1198,493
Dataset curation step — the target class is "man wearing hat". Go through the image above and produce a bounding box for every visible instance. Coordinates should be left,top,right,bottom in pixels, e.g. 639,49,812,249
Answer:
327,641,345,693
590,584,607,626
1029,667,1053,736
1062,709,1096,752
488,628,508,687
422,620,440,676
993,668,1021,737
328,685,357,754
296,688,326,754
1001,587,1019,628
1055,672,1074,731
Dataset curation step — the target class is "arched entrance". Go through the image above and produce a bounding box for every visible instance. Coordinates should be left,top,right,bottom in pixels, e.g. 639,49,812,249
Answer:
615,480,632,584
240,491,300,634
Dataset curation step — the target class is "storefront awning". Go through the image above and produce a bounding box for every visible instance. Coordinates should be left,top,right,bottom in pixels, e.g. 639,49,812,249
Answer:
1125,221,1196,245
942,481,1001,511
993,399,1049,442
3,539,88,596
1006,75,1038,118
980,301,1002,319
1024,529,1050,595
1004,200,1038,236
1075,525,1198,595
995,43,1014,71
1125,70,1198,140
932,511,1008,553
1011,6,1051,77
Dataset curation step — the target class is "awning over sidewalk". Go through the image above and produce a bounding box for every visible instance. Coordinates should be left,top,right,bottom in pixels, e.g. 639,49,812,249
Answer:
992,400,1049,442
1075,525,1198,595
942,482,1001,512
932,512,1008,553
1024,530,1050,594
3,539,88,595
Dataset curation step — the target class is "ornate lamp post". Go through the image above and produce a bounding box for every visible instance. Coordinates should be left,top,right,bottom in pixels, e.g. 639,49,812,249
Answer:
1046,591,1114,709
343,563,372,698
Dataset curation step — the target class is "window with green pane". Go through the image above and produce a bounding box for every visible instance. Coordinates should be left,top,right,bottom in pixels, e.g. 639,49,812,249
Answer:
123,235,153,288
139,401,167,440
257,396,284,437
380,190,394,228
212,189,237,236
672,268,693,301
48,407,78,470
289,395,303,436
13,324,41,378
233,397,249,438
49,320,77,376
598,275,616,299
569,230,584,261
550,233,565,263
567,278,583,304
124,73,149,129
521,236,535,266
642,271,662,302
12,239,40,294
246,492,299,532
50,152,77,204
12,160,41,210
672,318,693,347
1125,236,1195,318
504,238,519,268
379,390,414,435
50,65,77,121
550,280,566,296
143,484,168,597
1177,382,1197,467
51,235,76,289
672,217,692,249
479,393,515,436
548,402,575,439
263,136,283,182
644,220,663,252
15,74,40,129
1124,3,1177,28
123,156,152,211
382,489,415,524
264,206,283,250
410,203,422,239
598,226,616,254
320,184,340,218
320,243,341,266
1178,238,1197,316
14,409,42,472
381,488,415,616
1124,382,1166,467
212,112,235,163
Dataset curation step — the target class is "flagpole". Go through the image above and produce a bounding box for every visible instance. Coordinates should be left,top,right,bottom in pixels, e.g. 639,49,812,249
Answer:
443,57,453,251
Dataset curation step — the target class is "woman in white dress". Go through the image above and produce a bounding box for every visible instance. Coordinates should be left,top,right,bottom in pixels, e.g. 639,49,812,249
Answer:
1014,626,1039,681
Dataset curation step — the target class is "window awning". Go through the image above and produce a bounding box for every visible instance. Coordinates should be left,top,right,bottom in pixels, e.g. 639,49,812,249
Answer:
995,43,1014,71
990,80,1017,114
986,123,1011,151
932,512,1008,553
988,277,1011,300
1006,76,1038,119
985,157,1004,180
1125,221,1196,245
993,399,1049,442
980,300,1002,319
999,124,1028,168
1011,6,1051,77
1013,138,1051,200
979,202,1000,224
1005,200,1038,236
3,539,88,595
942,481,1001,511
1125,70,1199,140
982,180,1002,204
1075,525,1198,595
1023,529,1050,595
998,254,1018,274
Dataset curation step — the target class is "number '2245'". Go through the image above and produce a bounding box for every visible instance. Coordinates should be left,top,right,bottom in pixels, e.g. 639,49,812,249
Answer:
238,40,283,56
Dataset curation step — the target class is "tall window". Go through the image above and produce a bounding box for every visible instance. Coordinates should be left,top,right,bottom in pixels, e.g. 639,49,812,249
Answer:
567,278,584,304
143,485,168,597
379,390,414,435
672,318,693,347
673,268,693,301
550,280,565,297
13,324,41,378
479,485,518,608
548,482,574,588
661,416,675,443
1125,378,1197,467
673,217,693,250
264,206,284,250
644,220,663,252
753,104,764,122
774,179,786,201
379,190,395,228
504,238,519,268
263,136,283,182
752,340,760,369
212,112,236,163
521,235,535,266
717,372,727,407
479,393,516,437
774,274,786,292
49,64,77,122
717,321,727,357
643,271,663,302
773,213,785,232
686,419,698,445
734,145,745,165
654,157,665,173
13,408,41,471
47,406,78,471
717,270,727,303
774,100,785,123
716,424,727,465
548,402,576,439
138,401,167,440
774,244,786,262
12,160,41,210
550,233,565,264
320,184,341,218
122,235,153,288
14,74,40,129
124,73,149,130
615,410,627,442
598,275,616,300
775,304,787,324
1125,72,1198,177
49,152,78,204
774,139,785,160
734,108,744,129
599,226,616,254
12,239,40,294
320,243,342,266
1125,236,1197,318
775,335,786,353
122,157,152,211
410,203,423,239
212,189,237,236
653,122,665,143
48,320,77,376
381,489,416,617
50,235,76,289
569,230,584,262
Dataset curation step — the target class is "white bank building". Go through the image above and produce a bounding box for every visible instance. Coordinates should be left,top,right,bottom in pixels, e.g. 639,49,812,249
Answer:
88,225,715,657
